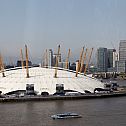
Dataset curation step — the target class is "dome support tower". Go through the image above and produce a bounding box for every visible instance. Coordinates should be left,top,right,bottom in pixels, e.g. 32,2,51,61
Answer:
25,45,29,78
54,45,60,78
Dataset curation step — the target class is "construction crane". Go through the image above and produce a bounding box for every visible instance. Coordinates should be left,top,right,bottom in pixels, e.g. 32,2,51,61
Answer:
25,45,29,78
84,48,93,75
75,46,84,77
0,54,5,77
80,48,88,73
20,48,24,69
54,45,60,78
65,48,71,69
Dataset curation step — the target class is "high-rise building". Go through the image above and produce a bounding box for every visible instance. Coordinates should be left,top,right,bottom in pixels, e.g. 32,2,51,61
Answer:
53,53,61,66
113,50,118,68
48,49,53,67
117,40,126,73
108,49,113,68
107,49,117,72
97,48,108,72
108,49,116,68
119,40,126,61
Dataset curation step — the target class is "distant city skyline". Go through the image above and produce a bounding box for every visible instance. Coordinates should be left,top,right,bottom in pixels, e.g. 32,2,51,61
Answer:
0,0,126,64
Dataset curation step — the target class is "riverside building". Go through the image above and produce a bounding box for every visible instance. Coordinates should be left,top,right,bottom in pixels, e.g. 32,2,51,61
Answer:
97,47,117,73
107,49,117,72
97,48,108,72
117,40,126,73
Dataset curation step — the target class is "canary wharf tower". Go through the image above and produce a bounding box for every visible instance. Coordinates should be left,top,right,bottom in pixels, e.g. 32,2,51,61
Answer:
118,40,126,72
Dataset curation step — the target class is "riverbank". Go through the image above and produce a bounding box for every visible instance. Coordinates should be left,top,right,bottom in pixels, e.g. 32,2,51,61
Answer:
0,91,126,102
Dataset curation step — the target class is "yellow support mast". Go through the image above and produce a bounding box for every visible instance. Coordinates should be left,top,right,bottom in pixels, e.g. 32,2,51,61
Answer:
25,45,29,78
84,48,93,75
75,46,84,77
20,48,24,69
80,48,88,73
0,54,5,77
0,56,1,71
54,45,60,78
65,48,71,69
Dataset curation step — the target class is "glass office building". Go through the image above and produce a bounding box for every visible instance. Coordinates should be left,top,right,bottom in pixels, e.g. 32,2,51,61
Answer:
97,48,108,72
118,40,126,73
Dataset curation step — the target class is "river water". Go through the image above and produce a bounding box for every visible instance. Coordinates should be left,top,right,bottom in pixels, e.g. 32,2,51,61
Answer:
0,80,126,126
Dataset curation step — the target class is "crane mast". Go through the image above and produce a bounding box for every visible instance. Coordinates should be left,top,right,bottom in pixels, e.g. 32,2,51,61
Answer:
84,48,93,75
54,45,60,78
65,48,71,69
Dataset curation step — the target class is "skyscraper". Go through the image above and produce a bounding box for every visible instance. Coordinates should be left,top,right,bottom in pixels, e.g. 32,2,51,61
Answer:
107,49,117,72
119,40,126,61
97,48,108,72
108,49,116,68
53,53,61,67
48,49,53,67
118,40,126,73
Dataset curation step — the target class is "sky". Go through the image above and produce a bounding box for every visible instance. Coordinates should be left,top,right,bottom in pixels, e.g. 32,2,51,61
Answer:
0,0,126,64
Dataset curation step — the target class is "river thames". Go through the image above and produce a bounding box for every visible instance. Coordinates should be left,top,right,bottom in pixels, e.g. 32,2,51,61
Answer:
0,80,126,126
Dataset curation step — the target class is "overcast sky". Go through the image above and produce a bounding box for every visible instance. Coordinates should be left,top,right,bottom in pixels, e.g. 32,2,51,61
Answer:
0,0,126,64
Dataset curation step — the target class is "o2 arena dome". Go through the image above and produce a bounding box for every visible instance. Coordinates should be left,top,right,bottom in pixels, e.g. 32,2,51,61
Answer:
0,67,104,95
0,45,104,95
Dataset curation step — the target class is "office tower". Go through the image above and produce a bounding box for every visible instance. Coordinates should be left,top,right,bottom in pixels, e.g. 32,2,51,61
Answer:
107,49,117,72
113,50,118,68
53,53,61,66
48,49,53,67
118,40,126,72
108,49,116,68
97,48,108,72
119,40,126,61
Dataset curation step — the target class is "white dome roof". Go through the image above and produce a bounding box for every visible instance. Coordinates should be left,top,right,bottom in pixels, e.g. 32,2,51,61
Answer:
0,67,104,94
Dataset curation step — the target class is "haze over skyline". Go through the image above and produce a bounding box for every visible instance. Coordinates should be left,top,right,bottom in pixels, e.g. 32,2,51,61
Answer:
0,0,126,64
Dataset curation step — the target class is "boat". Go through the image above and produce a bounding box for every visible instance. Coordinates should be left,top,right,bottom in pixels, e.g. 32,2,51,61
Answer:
51,112,82,119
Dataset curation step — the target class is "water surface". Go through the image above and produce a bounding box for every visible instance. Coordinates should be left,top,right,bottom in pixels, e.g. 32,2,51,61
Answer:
0,97,126,126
